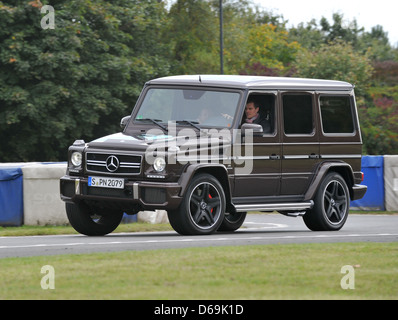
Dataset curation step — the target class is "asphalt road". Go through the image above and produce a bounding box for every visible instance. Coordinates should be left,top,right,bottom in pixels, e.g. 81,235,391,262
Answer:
1,214,397,258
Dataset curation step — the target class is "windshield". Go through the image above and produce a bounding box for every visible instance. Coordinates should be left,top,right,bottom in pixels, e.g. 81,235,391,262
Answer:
132,88,241,129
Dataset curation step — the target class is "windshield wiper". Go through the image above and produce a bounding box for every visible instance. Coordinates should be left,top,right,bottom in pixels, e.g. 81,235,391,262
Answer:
176,120,201,131
176,120,211,137
136,118,168,133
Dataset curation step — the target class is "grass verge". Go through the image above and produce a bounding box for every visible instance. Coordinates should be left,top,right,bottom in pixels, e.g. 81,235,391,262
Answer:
0,222,173,237
0,242,397,300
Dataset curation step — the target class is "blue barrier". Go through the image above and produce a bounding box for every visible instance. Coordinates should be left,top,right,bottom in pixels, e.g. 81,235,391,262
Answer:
351,156,385,211
0,167,24,226
122,213,138,224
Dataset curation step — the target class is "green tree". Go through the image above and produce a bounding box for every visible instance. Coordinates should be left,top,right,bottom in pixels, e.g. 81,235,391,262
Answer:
0,0,170,161
359,89,398,154
288,19,324,50
320,13,363,46
218,0,256,74
166,0,219,74
357,25,396,61
295,40,374,99
242,23,300,75
289,14,395,62
165,0,285,75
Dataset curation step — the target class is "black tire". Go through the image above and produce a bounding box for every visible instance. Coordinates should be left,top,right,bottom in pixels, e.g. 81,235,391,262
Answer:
168,173,225,235
303,172,350,231
218,212,247,232
66,202,123,236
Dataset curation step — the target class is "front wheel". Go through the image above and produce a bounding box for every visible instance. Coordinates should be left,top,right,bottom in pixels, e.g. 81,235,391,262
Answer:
66,202,123,236
168,173,226,235
218,212,247,232
303,172,350,231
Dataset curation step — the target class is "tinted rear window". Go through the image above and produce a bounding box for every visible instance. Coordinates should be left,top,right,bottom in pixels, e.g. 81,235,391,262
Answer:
283,94,314,135
320,96,354,134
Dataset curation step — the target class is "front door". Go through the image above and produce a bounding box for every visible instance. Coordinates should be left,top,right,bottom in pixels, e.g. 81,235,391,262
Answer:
233,92,281,201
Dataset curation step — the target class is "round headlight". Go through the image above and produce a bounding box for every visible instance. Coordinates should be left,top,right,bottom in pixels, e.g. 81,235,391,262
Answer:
71,152,82,167
153,157,166,173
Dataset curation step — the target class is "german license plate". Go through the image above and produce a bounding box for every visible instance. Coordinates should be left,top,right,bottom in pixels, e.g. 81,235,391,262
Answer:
88,176,124,189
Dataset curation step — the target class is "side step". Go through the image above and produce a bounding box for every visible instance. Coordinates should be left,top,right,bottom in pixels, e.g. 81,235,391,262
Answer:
234,201,314,213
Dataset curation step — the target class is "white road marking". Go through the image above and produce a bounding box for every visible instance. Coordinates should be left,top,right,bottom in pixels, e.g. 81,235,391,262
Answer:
243,222,288,229
0,233,397,251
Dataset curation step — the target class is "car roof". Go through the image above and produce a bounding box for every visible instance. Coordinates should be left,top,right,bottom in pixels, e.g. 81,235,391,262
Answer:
147,75,354,91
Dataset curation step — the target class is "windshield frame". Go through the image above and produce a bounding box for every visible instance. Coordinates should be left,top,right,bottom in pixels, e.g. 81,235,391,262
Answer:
126,85,245,133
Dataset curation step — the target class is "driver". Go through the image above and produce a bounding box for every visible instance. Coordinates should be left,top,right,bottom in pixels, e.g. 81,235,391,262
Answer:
244,101,271,133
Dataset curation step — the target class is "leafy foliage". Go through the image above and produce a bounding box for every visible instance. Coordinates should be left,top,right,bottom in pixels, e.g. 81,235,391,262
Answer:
295,40,374,98
0,0,397,160
0,0,170,161
360,86,398,154
243,23,300,75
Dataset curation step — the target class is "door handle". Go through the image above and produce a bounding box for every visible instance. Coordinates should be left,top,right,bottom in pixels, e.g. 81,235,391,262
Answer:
270,154,280,160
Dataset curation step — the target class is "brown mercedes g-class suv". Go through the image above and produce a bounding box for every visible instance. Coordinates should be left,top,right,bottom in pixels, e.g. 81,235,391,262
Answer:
60,75,367,236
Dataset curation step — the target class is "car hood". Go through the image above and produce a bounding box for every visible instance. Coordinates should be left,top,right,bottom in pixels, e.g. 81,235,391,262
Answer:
86,132,232,155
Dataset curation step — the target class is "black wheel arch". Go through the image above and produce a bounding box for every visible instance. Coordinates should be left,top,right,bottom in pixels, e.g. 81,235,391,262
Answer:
305,162,355,202
178,164,234,212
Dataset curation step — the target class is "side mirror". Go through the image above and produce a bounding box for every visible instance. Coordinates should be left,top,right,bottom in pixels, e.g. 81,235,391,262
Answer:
241,123,263,136
120,115,131,130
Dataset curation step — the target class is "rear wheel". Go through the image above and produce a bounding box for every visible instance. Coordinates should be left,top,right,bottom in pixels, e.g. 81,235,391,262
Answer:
168,173,225,235
303,172,350,231
66,202,123,236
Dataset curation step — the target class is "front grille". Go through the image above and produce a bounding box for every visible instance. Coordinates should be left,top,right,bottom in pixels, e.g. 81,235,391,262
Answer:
86,152,142,175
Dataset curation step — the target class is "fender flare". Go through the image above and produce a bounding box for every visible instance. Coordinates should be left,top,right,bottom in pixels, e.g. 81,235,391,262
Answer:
178,163,232,203
304,161,355,201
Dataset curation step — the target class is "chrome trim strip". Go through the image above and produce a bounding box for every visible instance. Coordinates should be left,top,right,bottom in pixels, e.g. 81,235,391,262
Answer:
120,163,140,168
176,155,273,162
235,156,271,160
133,183,139,199
87,160,106,165
234,201,314,212
283,155,309,160
321,154,362,159
75,179,80,195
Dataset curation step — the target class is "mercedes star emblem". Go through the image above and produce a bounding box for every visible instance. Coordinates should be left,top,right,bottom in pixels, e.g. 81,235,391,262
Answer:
106,155,120,172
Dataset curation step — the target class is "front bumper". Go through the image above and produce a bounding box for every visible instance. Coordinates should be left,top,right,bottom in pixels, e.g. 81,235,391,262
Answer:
60,175,183,211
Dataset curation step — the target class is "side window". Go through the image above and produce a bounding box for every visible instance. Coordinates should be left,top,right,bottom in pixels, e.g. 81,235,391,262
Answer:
320,96,354,134
242,93,276,135
283,94,313,135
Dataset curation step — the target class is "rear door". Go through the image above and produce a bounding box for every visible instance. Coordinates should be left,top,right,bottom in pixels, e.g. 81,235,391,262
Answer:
280,92,321,197
318,92,363,172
